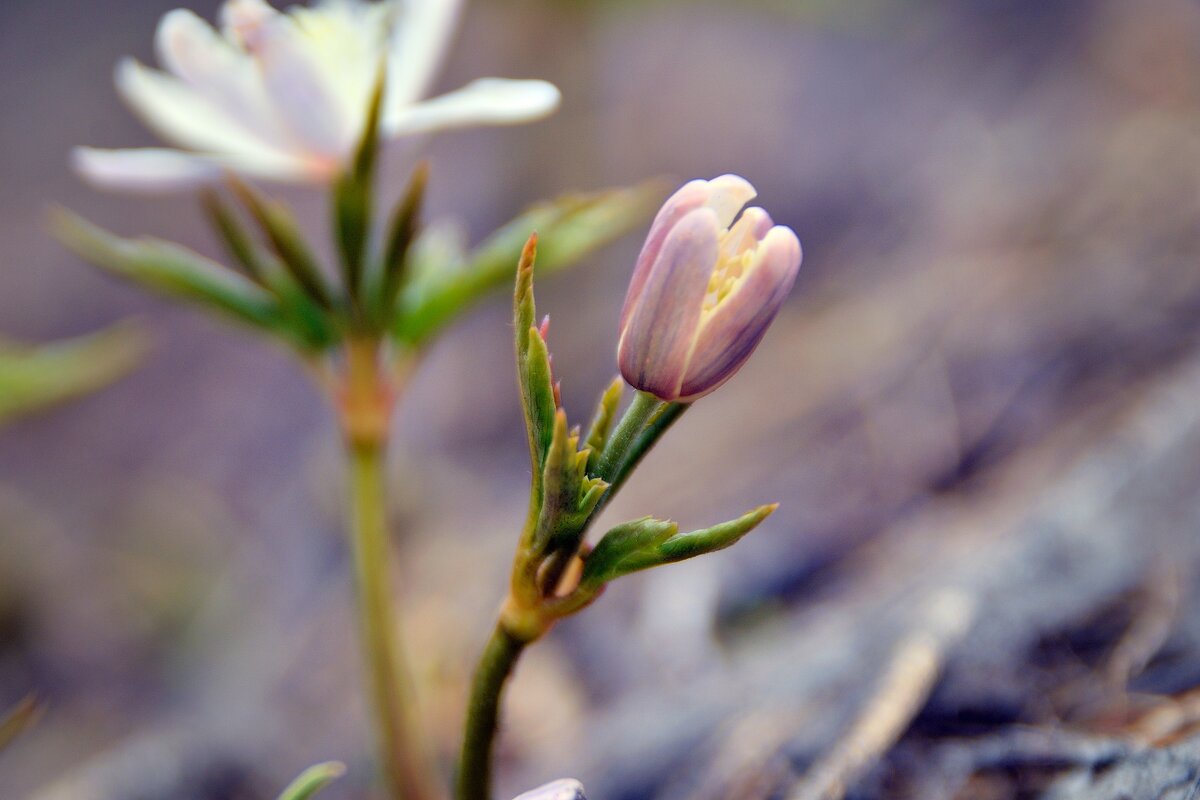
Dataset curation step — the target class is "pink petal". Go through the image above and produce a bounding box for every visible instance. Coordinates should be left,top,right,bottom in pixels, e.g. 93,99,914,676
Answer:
618,208,720,401
619,176,757,332
678,225,801,401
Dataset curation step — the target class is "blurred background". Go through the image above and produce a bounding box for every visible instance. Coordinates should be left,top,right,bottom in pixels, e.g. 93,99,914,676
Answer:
4,0,1200,798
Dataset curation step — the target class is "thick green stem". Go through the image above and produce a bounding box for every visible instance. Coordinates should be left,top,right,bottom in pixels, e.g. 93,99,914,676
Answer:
456,625,527,800
595,390,662,482
343,339,441,800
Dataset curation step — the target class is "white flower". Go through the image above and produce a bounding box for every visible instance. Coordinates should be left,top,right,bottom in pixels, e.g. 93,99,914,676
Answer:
74,0,562,191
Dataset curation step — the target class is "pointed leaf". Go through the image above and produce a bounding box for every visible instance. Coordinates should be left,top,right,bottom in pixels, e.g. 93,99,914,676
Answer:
585,377,624,473
582,517,678,587
372,160,429,323
334,68,387,299
276,762,346,800
201,190,269,284
514,235,557,482
52,210,286,331
0,323,147,424
393,181,664,346
587,505,777,583
230,179,335,309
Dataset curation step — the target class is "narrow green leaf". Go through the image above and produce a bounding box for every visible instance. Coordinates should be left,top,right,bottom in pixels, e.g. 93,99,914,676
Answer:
584,377,624,473
230,179,335,309
514,235,557,481
394,181,665,346
581,517,678,587
531,410,609,568
586,505,777,584
51,209,285,331
372,160,429,323
0,695,42,751
334,67,386,300
201,190,269,284
276,761,346,800
650,505,778,569
261,271,342,352
0,323,147,424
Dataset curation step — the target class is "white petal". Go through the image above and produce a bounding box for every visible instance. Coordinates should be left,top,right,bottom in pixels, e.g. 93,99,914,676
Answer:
703,175,757,229
386,0,463,107
116,58,297,167
72,147,315,192
251,9,365,160
220,0,279,45
72,147,224,192
156,9,292,149
285,1,392,122
385,78,561,137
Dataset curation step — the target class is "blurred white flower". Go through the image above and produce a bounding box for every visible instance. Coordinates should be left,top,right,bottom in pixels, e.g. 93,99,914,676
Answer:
74,0,561,191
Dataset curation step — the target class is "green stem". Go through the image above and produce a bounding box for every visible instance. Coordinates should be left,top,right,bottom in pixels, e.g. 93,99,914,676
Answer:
343,338,441,800
595,390,662,482
601,400,688,501
456,625,527,800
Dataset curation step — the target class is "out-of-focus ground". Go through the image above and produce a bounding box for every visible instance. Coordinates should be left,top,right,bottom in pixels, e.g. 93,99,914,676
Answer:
4,0,1200,798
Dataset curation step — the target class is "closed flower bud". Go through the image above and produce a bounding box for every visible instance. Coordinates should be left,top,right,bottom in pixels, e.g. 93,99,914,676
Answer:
617,175,802,402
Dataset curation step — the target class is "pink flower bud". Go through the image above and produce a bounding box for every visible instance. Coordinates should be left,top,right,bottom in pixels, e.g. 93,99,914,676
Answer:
617,175,802,402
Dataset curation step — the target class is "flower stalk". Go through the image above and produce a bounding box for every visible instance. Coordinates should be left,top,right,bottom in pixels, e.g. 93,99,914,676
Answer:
456,625,527,800
341,336,440,800
457,175,798,798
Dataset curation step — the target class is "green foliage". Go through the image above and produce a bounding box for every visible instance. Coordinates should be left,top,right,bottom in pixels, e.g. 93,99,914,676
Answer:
532,411,608,558
583,505,777,586
230,179,335,310
505,244,776,635
371,162,429,327
0,323,146,424
276,761,346,800
584,377,624,472
334,70,387,299
514,235,559,489
52,211,286,333
394,182,664,346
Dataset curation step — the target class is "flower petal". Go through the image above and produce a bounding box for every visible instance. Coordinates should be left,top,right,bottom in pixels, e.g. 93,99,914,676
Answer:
384,78,561,137
220,0,279,44
678,225,802,401
618,208,720,401
72,146,313,192
283,0,394,137
72,147,224,192
704,174,757,228
116,57,303,171
386,0,463,107
619,176,759,333
250,9,360,160
156,8,291,149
